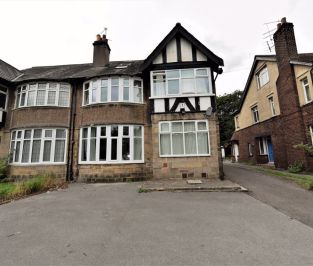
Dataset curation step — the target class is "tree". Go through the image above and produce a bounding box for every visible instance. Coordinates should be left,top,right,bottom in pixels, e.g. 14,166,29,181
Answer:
216,90,243,156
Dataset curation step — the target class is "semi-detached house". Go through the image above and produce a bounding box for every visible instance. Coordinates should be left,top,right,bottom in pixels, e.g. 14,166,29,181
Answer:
0,23,224,181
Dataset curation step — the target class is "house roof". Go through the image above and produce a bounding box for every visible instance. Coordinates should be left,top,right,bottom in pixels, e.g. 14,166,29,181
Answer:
0,59,22,81
14,60,143,82
234,53,313,116
141,23,224,70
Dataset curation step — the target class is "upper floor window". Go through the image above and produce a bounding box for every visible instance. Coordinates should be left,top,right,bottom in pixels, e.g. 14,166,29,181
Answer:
257,66,269,88
268,96,276,116
251,106,259,123
235,116,240,129
15,83,70,108
310,125,313,145
301,77,312,103
151,68,212,97
83,77,143,106
10,128,67,164
0,86,8,110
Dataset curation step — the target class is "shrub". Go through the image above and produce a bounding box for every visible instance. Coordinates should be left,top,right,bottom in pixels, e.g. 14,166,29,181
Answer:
294,143,313,156
0,157,8,179
288,161,305,173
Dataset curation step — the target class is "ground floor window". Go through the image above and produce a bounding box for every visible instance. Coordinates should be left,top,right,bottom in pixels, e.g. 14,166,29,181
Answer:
248,143,253,156
80,125,143,163
159,120,210,157
259,137,268,155
310,125,313,145
10,128,67,164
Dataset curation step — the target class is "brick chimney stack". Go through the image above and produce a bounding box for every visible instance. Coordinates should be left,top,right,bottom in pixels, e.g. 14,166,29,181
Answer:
93,34,111,66
273,17,298,65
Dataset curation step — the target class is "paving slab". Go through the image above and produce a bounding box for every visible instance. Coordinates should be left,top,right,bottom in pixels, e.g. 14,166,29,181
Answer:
139,178,247,192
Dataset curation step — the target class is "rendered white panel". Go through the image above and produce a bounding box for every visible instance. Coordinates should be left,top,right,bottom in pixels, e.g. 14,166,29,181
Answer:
166,39,177,63
196,50,207,61
153,53,163,64
188,97,195,106
169,98,175,109
200,97,211,111
154,99,165,113
0,110,3,122
181,38,193,62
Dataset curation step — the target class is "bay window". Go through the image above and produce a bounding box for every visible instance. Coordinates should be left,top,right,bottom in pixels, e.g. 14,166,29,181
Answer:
80,125,144,163
83,77,143,105
151,68,212,97
10,128,67,164
16,83,70,108
159,120,210,156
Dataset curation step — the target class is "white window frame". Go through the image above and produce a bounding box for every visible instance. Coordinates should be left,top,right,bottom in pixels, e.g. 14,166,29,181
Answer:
159,120,210,157
301,77,312,103
268,96,276,116
150,68,213,98
251,105,259,124
15,82,71,108
9,128,68,165
259,137,268,155
79,125,144,164
256,66,269,89
248,143,253,156
82,77,143,106
309,125,313,145
0,85,8,111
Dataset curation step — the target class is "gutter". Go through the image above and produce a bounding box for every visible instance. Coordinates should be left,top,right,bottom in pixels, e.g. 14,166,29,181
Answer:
66,81,77,181
290,60,313,67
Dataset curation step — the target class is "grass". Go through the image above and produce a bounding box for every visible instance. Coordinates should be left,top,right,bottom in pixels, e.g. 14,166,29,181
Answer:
0,174,67,202
242,164,313,190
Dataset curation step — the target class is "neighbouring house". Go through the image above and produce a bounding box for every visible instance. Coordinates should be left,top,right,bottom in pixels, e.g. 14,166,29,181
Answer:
231,18,313,171
0,23,224,181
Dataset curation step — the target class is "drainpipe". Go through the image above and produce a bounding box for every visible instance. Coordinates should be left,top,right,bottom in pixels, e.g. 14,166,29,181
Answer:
66,81,77,181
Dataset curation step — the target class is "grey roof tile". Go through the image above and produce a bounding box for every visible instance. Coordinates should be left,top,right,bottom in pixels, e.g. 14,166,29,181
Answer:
0,59,22,81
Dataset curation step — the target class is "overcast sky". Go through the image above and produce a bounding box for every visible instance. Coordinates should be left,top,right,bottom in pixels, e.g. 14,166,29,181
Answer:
1,0,312,95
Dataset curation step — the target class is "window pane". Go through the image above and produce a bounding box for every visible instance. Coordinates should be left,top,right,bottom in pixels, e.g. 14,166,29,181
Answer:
36,90,46,105
111,78,119,101
20,93,26,106
168,79,179,94
101,86,108,102
197,121,207,130
122,138,130,160
43,140,52,161
82,128,88,138
197,132,209,154
90,127,97,138
99,138,107,161
134,126,142,137
123,86,129,101
181,69,194,78
59,91,69,106
172,133,184,155
111,139,117,160
181,78,195,94
89,139,96,161
31,140,41,162
196,77,210,93
33,129,42,138
160,134,171,155
123,126,129,136
49,83,57,90
92,84,97,103
172,122,183,132
54,140,65,162
14,142,21,162
0,93,6,109
196,69,208,76
81,139,87,161
45,130,53,138
111,126,118,137
84,83,90,104
167,70,180,79
38,83,46,90
47,91,56,105
185,132,197,154
160,123,169,132
22,140,31,162
56,129,66,138
101,79,108,87
24,130,31,139
27,90,36,106
60,84,70,91
15,93,20,108
9,141,15,163
100,127,106,136
133,80,142,102
153,74,166,96
134,138,142,160
184,122,195,131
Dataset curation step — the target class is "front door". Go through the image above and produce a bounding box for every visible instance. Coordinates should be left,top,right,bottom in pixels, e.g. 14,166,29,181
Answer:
267,138,274,162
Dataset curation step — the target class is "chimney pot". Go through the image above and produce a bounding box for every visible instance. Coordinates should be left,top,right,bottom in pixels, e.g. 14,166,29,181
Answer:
281,17,287,24
96,34,102,41
102,34,107,40
277,23,282,30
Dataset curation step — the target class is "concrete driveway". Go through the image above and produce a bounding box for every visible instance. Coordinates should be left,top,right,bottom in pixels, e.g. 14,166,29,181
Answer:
1,183,313,266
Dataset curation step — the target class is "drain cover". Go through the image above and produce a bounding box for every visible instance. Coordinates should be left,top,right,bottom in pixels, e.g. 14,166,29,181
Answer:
187,180,202,184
